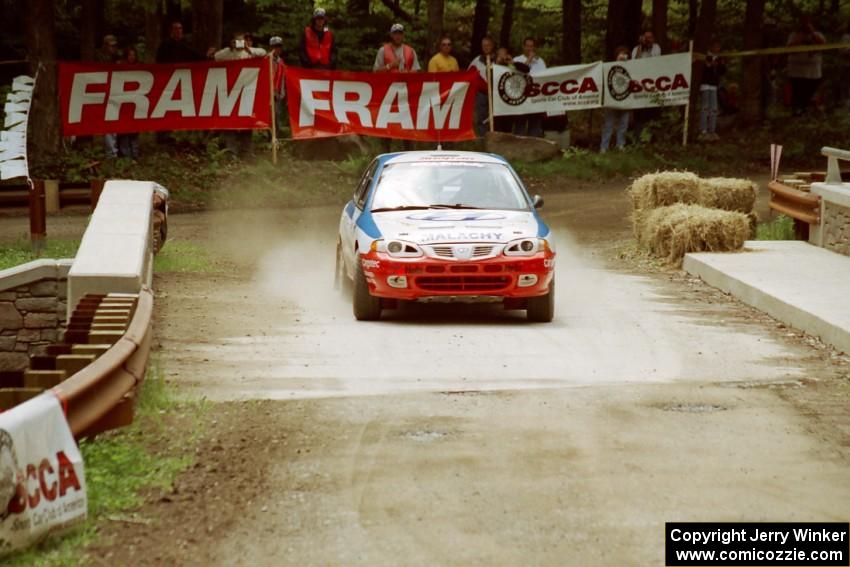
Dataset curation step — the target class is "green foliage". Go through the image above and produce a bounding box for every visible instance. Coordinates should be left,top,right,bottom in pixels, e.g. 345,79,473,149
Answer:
756,214,796,240
0,239,80,271
5,366,200,566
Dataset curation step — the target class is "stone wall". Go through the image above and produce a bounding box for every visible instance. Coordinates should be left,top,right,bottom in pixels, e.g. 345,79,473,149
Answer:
0,260,72,373
821,200,850,256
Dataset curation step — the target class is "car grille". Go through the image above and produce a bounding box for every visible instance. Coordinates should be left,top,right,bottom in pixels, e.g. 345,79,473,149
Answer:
415,275,511,292
428,245,497,259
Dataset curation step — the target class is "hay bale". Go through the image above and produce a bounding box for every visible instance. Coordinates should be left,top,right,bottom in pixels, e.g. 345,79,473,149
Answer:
628,171,700,211
640,204,750,263
697,177,758,213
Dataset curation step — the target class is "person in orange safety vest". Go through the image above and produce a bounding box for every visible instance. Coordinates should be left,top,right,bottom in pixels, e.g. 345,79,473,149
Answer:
299,8,336,69
372,23,420,72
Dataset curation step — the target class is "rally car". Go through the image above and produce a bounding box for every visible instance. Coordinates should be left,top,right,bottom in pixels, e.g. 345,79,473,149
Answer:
335,151,555,322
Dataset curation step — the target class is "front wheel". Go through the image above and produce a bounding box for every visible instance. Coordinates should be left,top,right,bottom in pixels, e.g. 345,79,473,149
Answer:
526,278,555,322
353,261,382,321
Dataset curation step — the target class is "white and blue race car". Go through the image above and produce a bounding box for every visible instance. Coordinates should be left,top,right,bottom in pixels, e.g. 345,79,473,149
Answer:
336,151,555,321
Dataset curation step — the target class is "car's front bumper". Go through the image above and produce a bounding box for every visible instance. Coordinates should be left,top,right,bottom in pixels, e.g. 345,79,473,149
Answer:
359,250,555,301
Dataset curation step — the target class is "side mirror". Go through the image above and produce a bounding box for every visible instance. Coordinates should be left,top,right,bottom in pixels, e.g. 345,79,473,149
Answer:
532,194,544,209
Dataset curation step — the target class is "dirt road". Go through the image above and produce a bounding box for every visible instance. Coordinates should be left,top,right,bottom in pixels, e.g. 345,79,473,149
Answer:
100,181,850,565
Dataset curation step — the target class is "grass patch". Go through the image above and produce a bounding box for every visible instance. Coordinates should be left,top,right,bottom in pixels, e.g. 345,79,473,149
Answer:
5,365,203,566
154,240,224,273
0,239,80,271
756,215,796,240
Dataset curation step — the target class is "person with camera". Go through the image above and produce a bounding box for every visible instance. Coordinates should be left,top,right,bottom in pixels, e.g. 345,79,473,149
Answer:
214,33,255,157
699,41,726,141
214,33,255,61
787,15,826,116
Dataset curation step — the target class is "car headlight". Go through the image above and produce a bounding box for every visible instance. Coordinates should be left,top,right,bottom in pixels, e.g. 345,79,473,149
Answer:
374,239,424,258
504,238,547,256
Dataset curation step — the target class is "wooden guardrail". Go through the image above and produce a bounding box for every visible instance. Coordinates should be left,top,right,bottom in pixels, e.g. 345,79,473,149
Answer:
768,181,821,225
51,288,153,437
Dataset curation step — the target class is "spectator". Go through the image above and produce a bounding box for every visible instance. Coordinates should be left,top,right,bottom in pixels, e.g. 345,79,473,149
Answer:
468,36,496,136
699,40,725,141
787,15,826,116
600,47,632,153
156,21,203,63
841,22,850,108
631,30,662,142
513,37,546,137
631,30,661,59
214,33,254,61
117,46,141,159
493,47,515,133
96,35,119,157
215,33,255,156
428,36,459,72
299,8,337,69
245,34,267,57
373,23,421,72
270,36,286,136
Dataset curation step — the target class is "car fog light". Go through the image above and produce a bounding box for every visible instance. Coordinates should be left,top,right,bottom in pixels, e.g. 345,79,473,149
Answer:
517,274,538,287
387,275,408,289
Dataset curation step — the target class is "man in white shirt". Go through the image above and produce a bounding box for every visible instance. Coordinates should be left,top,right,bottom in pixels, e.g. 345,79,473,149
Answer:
468,36,496,136
632,31,661,59
214,33,254,156
513,37,546,137
214,33,254,61
631,31,662,142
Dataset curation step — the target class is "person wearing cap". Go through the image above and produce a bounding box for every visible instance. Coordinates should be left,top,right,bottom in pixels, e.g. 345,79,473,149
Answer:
468,35,496,136
95,34,119,63
270,36,287,135
373,23,420,72
428,35,459,73
299,8,337,69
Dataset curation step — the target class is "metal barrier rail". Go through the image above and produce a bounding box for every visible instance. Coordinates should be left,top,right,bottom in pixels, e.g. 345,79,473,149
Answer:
51,287,153,437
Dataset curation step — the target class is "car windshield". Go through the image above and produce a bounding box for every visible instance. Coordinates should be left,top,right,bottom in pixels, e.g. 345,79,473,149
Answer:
370,162,530,212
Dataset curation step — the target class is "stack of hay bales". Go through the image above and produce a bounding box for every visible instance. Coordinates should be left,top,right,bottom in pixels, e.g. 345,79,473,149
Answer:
629,172,757,263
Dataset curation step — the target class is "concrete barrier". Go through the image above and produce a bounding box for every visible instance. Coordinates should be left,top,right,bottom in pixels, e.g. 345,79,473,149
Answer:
67,180,162,317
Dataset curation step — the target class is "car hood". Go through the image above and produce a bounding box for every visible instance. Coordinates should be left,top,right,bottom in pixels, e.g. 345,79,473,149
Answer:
369,209,540,244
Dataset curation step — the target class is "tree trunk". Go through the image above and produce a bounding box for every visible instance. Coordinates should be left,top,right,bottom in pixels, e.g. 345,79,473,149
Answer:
688,0,699,37
144,0,164,62
500,0,515,49
740,0,766,125
348,0,371,16
26,0,61,164
606,0,641,60
79,0,100,61
471,0,490,56
652,0,668,52
427,0,445,56
562,0,581,64
192,0,223,54
688,0,717,136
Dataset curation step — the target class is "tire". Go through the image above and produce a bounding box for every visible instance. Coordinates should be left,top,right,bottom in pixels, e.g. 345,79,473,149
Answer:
353,261,382,321
526,278,555,322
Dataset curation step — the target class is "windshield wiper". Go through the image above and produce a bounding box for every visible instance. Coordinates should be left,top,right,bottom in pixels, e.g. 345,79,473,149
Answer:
370,205,432,213
428,204,483,209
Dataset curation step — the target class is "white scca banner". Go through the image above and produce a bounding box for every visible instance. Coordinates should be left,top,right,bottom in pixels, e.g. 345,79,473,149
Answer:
602,53,692,110
0,74,34,181
0,393,87,556
492,62,602,117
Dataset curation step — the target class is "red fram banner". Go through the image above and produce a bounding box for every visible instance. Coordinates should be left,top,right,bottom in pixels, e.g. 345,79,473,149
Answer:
58,58,272,136
285,67,478,141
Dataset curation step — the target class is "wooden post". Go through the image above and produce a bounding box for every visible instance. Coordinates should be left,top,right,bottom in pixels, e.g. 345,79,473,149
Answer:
682,41,694,147
486,55,494,133
268,55,278,165
44,179,60,213
29,179,46,255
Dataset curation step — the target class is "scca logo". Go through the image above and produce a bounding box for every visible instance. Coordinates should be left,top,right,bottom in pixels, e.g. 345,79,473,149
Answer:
525,77,599,97
628,74,689,93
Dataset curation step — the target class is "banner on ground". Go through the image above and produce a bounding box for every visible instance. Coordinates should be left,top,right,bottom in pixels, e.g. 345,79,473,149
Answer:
492,62,602,117
0,393,87,555
285,68,477,141
58,58,272,136
602,53,692,110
